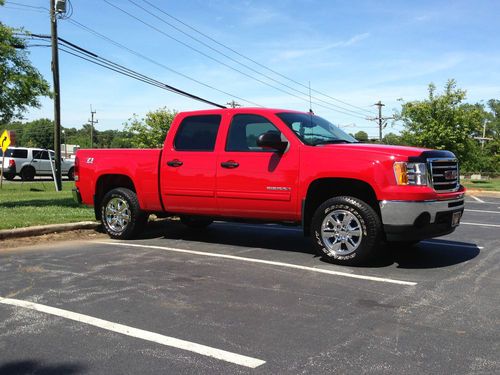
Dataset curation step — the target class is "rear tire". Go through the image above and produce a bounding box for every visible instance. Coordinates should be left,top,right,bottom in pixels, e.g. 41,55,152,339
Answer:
67,167,75,181
180,216,213,229
311,196,382,265
3,173,15,180
20,166,35,181
101,188,148,239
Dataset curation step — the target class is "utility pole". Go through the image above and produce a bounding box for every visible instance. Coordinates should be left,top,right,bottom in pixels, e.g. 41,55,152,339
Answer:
474,119,492,148
89,106,98,148
50,0,62,191
226,100,241,108
375,101,384,142
367,101,394,142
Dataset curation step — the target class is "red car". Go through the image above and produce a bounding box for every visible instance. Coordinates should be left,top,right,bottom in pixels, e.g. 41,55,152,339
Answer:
73,108,465,265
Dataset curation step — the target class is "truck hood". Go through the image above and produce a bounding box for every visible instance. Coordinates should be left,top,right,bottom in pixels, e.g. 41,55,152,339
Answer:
317,143,432,159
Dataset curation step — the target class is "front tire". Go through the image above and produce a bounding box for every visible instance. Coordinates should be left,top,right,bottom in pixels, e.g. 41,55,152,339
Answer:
101,188,147,239
67,167,75,181
311,196,382,265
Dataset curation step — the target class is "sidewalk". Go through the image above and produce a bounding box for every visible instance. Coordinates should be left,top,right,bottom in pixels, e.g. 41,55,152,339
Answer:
465,189,500,198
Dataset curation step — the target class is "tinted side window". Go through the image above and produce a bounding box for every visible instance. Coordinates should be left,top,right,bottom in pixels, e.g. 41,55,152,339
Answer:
174,115,221,151
4,149,28,158
33,150,49,160
12,149,28,158
226,114,281,152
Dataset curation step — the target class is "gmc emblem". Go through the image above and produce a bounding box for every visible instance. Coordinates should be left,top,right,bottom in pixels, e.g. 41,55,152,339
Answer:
444,170,457,180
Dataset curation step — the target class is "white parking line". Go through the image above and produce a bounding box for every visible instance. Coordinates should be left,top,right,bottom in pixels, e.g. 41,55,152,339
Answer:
461,222,500,228
420,240,484,249
465,209,500,214
469,195,485,203
0,297,265,369
96,241,417,286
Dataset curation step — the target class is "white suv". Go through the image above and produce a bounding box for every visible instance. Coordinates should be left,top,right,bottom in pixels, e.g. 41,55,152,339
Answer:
1,147,75,181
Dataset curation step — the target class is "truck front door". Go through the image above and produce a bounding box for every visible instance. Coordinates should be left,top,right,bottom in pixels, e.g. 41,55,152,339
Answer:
216,113,300,220
160,114,222,215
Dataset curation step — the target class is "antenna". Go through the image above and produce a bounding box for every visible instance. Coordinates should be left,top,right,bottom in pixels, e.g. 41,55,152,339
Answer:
308,81,314,114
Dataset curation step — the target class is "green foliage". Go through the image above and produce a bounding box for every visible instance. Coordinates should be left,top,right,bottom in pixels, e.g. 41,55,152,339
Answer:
0,18,51,124
0,181,94,230
124,107,177,148
354,130,368,142
382,132,405,146
396,80,494,171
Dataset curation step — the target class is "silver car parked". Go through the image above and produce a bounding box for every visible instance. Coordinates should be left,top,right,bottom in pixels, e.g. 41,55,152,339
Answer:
1,147,75,181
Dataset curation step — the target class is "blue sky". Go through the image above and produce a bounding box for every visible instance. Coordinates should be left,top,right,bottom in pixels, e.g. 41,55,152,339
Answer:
3,0,500,137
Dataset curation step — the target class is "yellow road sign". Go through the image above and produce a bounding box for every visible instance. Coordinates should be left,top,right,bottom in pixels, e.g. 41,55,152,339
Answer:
1,130,11,153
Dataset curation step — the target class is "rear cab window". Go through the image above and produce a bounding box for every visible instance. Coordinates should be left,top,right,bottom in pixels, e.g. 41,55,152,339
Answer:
174,115,221,151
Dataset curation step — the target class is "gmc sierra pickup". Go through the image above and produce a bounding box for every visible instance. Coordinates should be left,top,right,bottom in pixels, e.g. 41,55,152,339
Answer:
73,108,465,265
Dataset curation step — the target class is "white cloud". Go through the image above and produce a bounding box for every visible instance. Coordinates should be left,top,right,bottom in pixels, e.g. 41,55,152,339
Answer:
274,33,370,61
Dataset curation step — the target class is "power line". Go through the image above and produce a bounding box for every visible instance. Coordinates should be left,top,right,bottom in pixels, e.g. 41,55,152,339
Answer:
125,0,371,118
3,5,47,13
65,19,262,107
139,0,376,116
24,33,228,109
102,0,367,119
5,1,48,11
367,101,394,141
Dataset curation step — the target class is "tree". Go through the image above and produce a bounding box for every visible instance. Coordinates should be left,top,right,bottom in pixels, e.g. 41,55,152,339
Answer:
21,118,53,149
396,80,484,169
0,4,51,124
382,132,405,146
354,131,368,142
124,107,177,148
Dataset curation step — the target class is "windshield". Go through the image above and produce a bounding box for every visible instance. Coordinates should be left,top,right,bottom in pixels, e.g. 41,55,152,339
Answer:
276,112,358,146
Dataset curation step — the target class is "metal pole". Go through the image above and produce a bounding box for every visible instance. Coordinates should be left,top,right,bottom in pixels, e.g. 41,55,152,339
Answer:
377,101,383,142
0,154,4,189
50,0,62,191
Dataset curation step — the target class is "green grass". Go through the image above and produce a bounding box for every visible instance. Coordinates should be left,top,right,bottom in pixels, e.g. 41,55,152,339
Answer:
0,181,95,230
462,178,500,191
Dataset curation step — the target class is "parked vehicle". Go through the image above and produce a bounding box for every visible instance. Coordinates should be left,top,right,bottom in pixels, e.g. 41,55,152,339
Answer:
74,108,465,265
1,147,75,181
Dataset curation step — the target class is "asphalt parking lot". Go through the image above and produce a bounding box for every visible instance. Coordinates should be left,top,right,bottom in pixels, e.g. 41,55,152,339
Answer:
1,196,499,374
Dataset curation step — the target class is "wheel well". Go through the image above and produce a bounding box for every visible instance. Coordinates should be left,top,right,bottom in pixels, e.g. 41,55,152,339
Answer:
94,174,136,220
303,178,380,235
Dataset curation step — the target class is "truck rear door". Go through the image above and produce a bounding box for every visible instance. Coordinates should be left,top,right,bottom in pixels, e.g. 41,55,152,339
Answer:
216,113,300,220
159,114,222,215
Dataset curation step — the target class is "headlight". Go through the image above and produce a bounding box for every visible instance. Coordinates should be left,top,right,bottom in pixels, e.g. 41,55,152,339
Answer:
393,162,429,186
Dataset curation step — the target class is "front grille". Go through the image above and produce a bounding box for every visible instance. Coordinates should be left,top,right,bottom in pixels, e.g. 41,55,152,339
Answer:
428,158,459,192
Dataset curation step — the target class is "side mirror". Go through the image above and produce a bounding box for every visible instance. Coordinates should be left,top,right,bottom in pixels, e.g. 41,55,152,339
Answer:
257,131,288,153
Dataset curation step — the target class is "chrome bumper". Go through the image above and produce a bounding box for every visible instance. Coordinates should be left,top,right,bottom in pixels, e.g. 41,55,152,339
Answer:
379,197,465,226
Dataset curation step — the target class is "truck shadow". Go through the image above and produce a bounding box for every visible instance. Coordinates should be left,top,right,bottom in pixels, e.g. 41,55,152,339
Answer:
386,240,481,269
0,360,86,375
137,220,480,269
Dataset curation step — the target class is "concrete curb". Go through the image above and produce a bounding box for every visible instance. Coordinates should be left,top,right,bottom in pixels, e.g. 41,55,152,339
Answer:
0,221,100,240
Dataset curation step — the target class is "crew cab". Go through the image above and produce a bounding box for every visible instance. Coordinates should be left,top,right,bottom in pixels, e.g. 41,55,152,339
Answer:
1,147,75,181
73,108,465,265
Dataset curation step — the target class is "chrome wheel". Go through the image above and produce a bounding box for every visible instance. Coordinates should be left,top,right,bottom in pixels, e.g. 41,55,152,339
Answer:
105,197,131,233
321,209,363,256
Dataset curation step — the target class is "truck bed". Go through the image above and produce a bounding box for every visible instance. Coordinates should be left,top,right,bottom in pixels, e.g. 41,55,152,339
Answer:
76,148,163,212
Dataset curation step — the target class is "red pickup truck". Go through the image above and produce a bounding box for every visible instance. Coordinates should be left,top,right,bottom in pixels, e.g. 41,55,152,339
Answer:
73,108,465,264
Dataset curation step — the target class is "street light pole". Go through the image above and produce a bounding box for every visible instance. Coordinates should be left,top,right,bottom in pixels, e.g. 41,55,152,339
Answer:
50,0,62,191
